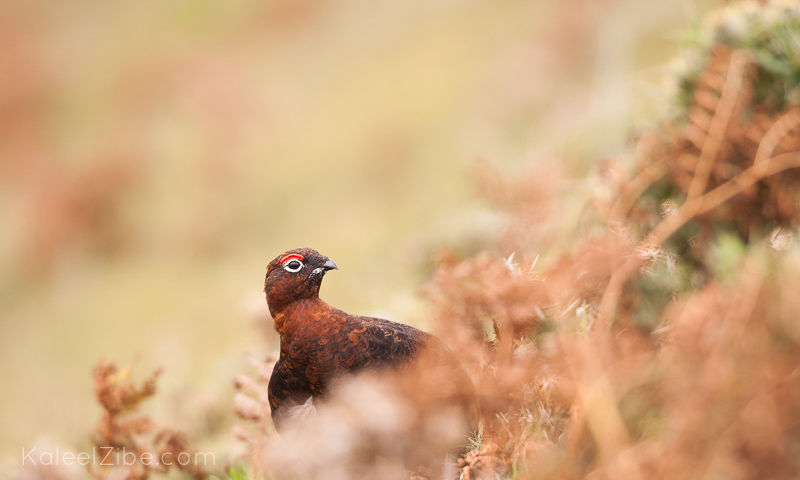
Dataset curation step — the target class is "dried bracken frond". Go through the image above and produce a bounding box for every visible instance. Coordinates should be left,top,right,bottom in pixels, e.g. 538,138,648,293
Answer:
91,360,160,464
232,353,275,425
422,249,549,356
93,361,160,417
233,392,266,422
89,360,207,480
230,353,276,476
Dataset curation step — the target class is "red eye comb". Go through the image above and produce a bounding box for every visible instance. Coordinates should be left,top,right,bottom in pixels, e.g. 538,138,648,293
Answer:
280,254,304,265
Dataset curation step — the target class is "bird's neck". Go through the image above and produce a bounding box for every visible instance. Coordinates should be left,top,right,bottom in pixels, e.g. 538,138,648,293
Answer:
272,297,333,337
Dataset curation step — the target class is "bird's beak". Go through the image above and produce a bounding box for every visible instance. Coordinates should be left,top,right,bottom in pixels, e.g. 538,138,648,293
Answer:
323,258,339,271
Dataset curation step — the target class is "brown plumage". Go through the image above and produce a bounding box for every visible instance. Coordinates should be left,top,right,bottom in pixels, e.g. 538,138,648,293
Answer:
263,248,473,456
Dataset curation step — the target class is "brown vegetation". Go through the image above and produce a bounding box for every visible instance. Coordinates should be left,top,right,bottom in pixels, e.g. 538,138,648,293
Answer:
417,3,800,478
89,360,207,480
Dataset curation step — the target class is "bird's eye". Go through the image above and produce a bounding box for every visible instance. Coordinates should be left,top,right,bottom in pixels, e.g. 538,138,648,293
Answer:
283,259,303,272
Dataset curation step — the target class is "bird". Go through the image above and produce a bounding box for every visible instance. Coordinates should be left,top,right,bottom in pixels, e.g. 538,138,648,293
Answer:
263,248,474,471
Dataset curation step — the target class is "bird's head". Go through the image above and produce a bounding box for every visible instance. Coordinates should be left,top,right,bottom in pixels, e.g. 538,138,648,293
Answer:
264,248,339,316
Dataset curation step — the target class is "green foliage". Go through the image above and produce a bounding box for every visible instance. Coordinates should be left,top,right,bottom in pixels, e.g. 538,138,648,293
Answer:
211,466,249,480
707,232,748,283
679,1,800,109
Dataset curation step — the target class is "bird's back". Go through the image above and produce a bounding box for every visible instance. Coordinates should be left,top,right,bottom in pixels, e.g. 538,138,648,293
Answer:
268,300,473,431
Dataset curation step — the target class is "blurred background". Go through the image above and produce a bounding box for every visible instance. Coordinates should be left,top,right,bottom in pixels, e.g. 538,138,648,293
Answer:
0,0,721,471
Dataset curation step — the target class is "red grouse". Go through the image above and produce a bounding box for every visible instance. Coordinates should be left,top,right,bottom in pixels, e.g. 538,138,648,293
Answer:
263,248,473,443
